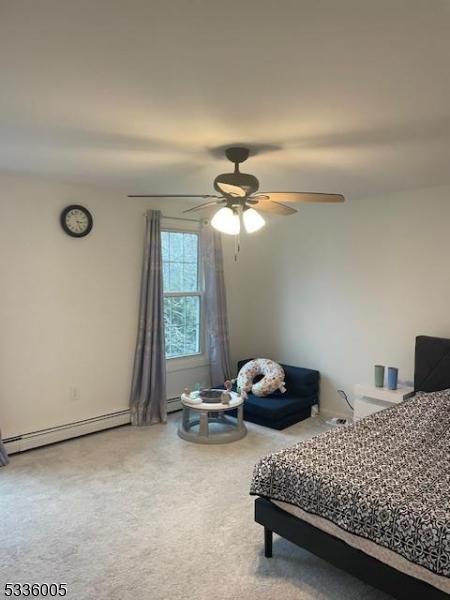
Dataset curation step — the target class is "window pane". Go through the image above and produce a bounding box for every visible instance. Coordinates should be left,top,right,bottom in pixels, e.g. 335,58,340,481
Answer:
163,262,170,291
161,231,170,261
169,231,184,261
161,231,199,293
164,296,200,358
169,262,183,291
170,296,185,327
183,262,197,292
165,327,175,357
163,297,171,328
185,296,199,322
169,326,184,358
161,231,201,358
183,233,198,261
184,327,199,355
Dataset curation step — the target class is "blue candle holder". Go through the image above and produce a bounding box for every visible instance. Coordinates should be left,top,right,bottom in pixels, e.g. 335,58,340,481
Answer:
387,367,398,390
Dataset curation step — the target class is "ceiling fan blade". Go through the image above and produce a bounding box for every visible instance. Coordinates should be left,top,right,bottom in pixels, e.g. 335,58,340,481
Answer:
251,200,298,215
258,192,345,203
183,200,224,213
216,182,246,197
127,194,220,199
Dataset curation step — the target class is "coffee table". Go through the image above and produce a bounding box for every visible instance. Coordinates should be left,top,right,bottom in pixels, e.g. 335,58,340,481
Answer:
178,390,247,444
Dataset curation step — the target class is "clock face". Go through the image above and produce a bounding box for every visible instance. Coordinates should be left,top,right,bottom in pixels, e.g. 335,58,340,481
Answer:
60,205,93,237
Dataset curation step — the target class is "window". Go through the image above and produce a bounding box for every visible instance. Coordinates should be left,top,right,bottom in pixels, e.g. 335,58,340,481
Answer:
161,230,202,359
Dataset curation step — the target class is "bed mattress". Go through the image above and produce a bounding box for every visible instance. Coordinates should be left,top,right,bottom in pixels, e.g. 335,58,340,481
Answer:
251,390,450,594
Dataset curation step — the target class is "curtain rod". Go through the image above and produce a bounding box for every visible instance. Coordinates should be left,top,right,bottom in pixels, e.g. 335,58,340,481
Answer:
143,213,205,224
163,215,203,224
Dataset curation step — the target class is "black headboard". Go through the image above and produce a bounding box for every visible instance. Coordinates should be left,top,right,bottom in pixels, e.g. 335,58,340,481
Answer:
415,335,450,392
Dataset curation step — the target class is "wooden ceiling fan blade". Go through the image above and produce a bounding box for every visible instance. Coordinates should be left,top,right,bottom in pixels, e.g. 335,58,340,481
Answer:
183,200,224,213
216,182,246,197
127,194,220,198
252,200,298,215
259,192,345,203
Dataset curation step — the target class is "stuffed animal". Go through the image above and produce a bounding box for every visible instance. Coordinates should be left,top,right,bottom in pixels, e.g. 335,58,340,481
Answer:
221,391,231,405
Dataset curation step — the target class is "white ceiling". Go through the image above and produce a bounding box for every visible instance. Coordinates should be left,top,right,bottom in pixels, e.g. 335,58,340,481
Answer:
1,0,449,199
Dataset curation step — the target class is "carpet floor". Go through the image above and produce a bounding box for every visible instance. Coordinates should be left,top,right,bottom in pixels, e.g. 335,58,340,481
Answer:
1,415,392,600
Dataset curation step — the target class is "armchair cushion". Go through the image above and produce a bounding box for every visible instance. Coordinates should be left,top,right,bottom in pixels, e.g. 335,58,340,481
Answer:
226,359,320,430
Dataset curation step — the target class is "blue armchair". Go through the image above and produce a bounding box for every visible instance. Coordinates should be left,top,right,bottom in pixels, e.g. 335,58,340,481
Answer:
227,359,320,430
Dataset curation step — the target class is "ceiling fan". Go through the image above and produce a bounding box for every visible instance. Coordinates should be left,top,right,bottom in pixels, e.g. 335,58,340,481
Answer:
128,146,345,235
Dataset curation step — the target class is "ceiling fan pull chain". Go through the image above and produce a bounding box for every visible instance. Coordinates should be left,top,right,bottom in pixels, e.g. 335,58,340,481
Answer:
234,230,240,262
234,206,243,262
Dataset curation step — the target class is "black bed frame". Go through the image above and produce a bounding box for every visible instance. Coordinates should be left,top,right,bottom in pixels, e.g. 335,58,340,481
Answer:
254,335,450,600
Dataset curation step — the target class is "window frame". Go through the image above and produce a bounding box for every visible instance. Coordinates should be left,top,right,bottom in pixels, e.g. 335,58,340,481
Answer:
161,226,205,362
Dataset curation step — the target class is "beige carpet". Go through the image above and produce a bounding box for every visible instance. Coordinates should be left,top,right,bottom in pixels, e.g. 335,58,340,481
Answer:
1,415,391,600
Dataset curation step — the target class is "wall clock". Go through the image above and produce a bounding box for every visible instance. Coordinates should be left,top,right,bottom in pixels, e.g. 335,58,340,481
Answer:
60,205,93,237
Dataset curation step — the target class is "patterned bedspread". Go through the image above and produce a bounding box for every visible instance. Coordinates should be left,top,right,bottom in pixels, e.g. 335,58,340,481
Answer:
250,390,450,578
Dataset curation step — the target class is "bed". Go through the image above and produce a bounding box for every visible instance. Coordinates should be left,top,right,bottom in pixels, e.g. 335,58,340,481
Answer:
251,335,450,600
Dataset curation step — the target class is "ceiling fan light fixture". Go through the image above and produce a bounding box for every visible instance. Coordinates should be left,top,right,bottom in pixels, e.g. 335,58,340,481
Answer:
211,206,240,235
243,207,266,233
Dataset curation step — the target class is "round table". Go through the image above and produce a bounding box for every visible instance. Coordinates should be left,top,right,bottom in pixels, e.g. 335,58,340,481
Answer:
178,390,247,444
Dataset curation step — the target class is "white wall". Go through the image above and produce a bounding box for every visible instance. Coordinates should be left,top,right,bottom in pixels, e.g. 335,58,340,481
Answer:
0,173,209,438
223,185,450,418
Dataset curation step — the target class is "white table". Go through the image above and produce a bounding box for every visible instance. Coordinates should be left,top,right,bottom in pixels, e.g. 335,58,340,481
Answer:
353,384,414,421
178,390,247,444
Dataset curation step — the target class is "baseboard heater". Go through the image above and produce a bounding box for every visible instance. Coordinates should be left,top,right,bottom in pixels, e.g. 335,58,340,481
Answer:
4,397,182,455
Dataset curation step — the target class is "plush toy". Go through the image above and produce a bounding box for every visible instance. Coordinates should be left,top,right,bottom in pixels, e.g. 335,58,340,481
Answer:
221,391,231,405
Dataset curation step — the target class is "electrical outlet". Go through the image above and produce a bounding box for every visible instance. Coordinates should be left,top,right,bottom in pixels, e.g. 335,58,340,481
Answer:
326,417,352,427
69,385,79,401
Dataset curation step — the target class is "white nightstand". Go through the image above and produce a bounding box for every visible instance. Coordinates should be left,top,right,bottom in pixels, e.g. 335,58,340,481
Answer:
353,384,415,421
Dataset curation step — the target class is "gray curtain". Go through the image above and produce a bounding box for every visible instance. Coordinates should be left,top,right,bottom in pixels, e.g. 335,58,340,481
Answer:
0,432,8,466
201,226,232,386
130,210,167,425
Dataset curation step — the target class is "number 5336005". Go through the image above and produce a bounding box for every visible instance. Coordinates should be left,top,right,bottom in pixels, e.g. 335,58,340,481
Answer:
4,583,67,596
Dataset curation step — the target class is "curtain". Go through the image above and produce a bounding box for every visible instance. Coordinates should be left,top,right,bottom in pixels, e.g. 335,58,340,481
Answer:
0,432,8,466
201,226,232,386
130,210,167,425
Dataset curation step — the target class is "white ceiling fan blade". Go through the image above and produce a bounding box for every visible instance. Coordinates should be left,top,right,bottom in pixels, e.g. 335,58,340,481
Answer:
216,182,247,197
258,192,345,203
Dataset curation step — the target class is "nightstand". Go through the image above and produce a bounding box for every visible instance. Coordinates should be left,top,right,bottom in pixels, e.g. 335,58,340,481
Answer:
353,384,415,421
